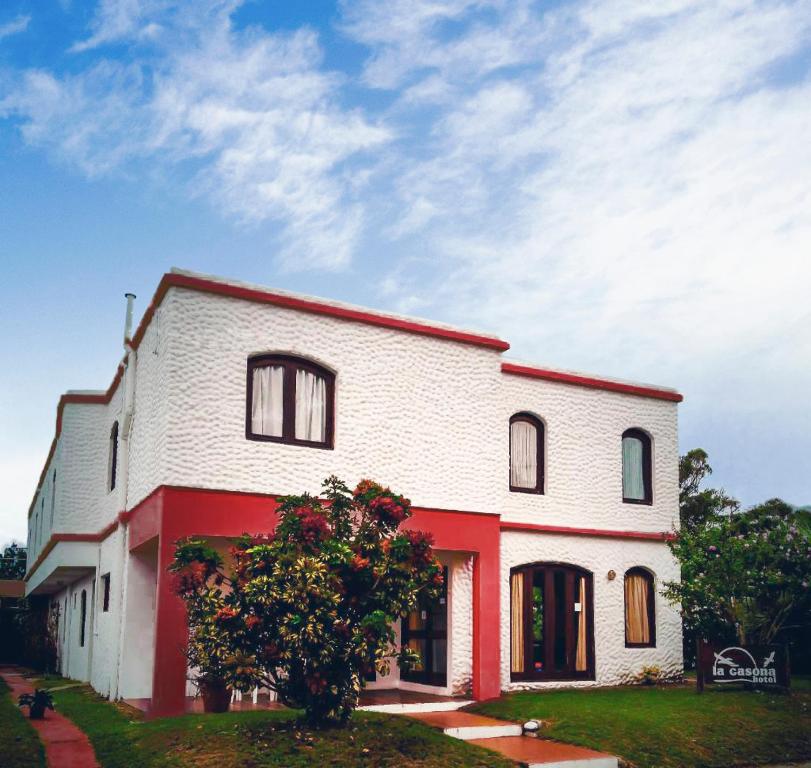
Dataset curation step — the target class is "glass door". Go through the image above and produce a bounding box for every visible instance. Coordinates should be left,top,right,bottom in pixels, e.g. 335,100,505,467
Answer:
510,563,593,680
401,566,448,686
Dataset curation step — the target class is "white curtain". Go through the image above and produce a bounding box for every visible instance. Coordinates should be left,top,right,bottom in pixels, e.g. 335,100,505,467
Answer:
510,572,524,674
622,436,645,499
295,369,327,442
251,365,285,437
511,420,537,488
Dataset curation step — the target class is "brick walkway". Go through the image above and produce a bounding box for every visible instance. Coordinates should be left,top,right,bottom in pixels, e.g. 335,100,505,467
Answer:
0,667,100,768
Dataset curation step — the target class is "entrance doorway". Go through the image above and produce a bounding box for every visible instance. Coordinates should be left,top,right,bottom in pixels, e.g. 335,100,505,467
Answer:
401,567,448,687
510,563,594,680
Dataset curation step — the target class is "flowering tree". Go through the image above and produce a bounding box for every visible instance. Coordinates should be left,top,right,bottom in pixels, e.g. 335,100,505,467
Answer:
170,476,443,724
664,498,811,646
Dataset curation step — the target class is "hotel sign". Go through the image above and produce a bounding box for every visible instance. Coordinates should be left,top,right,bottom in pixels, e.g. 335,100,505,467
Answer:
697,642,790,691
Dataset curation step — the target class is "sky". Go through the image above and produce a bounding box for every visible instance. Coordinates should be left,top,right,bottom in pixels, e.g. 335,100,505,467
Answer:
1,0,810,544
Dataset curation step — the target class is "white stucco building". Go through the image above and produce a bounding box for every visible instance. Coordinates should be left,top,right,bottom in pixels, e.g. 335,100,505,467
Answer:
24,268,683,715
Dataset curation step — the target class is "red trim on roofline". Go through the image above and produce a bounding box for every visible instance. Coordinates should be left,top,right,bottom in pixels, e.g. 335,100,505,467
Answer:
501,362,684,402
500,521,676,541
131,272,510,352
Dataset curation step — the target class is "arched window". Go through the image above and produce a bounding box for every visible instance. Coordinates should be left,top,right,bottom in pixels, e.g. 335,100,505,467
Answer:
108,421,119,492
246,355,335,449
625,567,656,647
510,413,544,493
622,428,651,504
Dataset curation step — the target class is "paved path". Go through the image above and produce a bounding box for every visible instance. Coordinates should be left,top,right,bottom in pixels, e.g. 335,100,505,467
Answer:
0,666,100,768
406,709,618,767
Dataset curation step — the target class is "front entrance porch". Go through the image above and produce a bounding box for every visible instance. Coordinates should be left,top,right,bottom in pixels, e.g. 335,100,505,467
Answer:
121,485,502,717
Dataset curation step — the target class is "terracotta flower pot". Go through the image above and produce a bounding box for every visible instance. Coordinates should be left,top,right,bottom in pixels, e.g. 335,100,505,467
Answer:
199,679,231,713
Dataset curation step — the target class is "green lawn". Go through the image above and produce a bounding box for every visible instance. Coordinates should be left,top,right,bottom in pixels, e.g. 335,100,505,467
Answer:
33,678,512,768
0,678,46,768
470,681,811,768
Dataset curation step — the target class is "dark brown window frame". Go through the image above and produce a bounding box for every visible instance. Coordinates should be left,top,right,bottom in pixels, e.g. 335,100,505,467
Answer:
101,573,111,613
510,561,595,682
509,413,545,494
621,428,652,505
246,354,335,450
109,421,119,492
624,567,656,648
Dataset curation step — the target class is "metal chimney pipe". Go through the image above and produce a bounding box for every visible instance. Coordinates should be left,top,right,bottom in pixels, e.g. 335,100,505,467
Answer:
124,293,137,343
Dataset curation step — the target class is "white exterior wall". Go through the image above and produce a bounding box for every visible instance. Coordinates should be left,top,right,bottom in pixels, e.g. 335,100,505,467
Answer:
89,528,126,698
51,572,96,683
25,274,683,702
500,531,683,689
500,374,679,531
128,286,505,512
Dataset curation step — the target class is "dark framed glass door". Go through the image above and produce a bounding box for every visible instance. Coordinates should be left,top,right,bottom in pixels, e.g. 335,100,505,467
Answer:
401,567,448,686
510,563,594,681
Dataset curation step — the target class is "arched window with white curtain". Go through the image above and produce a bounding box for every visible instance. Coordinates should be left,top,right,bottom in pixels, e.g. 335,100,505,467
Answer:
509,413,544,493
622,428,652,504
246,355,334,449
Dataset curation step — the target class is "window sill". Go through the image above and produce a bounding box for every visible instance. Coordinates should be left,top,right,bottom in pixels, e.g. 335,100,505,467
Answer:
622,497,652,506
246,432,334,450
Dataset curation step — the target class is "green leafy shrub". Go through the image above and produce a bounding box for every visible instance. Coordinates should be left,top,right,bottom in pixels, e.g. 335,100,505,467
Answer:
170,476,443,725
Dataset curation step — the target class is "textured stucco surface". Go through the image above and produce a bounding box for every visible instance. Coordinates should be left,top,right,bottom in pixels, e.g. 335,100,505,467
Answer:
26,277,683,705
500,531,683,690
499,375,679,532
145,287,505,512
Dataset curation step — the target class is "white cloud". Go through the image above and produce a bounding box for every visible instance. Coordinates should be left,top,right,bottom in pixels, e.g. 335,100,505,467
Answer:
2,1,390,269
0,14,30,40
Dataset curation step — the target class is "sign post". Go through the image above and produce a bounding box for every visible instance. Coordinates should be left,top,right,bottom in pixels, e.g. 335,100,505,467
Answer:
696,641,790,692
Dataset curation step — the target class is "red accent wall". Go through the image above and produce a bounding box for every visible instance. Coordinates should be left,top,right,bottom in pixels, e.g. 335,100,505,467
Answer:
138,487,500,717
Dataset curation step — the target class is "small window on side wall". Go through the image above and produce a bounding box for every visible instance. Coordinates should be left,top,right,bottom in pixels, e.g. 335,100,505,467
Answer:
101,573,111,613
510,413,544,493
108,421,119,492
622,428,652,504
625,567,656,647
246,355,335,449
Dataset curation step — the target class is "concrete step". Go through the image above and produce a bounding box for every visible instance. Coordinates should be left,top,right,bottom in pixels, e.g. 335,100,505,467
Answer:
407,710,523,740
468,735,619,768
359,699,473,714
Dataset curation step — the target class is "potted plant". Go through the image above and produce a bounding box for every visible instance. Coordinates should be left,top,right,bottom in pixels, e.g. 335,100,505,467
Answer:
18,689,54,719
170,547,237,713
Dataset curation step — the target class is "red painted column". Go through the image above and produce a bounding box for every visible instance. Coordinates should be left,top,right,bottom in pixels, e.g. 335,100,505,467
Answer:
471,537,501,700
149,531,189,717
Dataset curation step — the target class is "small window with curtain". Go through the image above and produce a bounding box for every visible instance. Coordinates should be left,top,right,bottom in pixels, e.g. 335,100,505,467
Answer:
622,428,652,504
625,567,656,647
108,421,119,492
246,355,335,448
509,413,544,493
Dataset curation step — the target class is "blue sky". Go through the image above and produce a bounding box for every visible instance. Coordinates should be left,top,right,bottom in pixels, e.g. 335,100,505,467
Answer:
1,0,810,543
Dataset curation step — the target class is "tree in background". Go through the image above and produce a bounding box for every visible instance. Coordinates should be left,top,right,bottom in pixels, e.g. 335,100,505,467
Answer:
666,474,811,652
171,476,444,725
678,449,739,532
0,542,27,580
